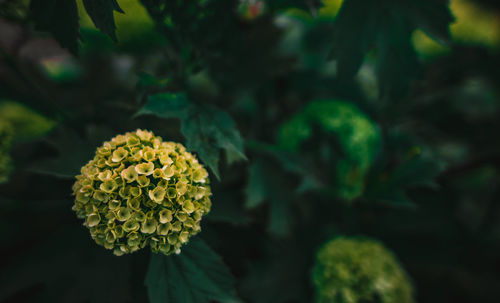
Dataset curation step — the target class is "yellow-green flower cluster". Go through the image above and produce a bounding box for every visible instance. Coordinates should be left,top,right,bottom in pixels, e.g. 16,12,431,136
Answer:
72,129,211,256
312,237,414,303
0,121,13,184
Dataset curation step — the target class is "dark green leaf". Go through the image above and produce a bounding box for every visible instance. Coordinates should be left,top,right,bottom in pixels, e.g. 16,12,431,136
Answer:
27,126,115,179
245,159,294,236
206,190,251,225
136,93,247,179
135,92,190,119
30,0,79,53
145,238,240,303
330,0,453,100
404,0,454,44
82,0,124,41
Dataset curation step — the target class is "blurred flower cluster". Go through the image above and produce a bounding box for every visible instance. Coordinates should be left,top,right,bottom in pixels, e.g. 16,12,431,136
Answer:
312,237,414,303
72,129,211,256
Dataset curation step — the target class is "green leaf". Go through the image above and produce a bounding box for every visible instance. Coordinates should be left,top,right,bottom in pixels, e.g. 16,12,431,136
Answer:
30,0,80,53
246,161,268,208
365,140,445,208
136,92,247,179
145,238,240,303
206,190,251,225
82,0,124,41
246,140,324,194
135,92,190,118
245,159,294,236
27,126,115,179
330,0,453,100
135,73,170,103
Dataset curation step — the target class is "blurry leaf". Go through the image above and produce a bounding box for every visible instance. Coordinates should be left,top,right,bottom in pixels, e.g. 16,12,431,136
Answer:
136,92,247,179
136,92,189,118
206,190,251,225
30,0,80,53
391,153,444,188
135,73,169,103
145,238,240,303
245,159,294,236
247,140,324,194
330,0,453,100
407,0,454,44
82,0,124,41
0,100,57,142
246,161,268,208
450,0,500,48
27,126,114,178
278,100,381,200
376,22,419,101
365,144,445,208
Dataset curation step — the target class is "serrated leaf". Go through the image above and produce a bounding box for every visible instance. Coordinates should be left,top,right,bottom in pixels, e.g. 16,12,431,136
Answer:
145,238,240,303
30,0,80,53
136,92,247,179
82,0,124,41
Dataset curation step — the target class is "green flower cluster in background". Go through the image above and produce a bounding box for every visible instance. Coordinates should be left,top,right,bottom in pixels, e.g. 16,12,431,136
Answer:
0,121,13,184
279,100,381,200
72,129,212,256
312,237,414,303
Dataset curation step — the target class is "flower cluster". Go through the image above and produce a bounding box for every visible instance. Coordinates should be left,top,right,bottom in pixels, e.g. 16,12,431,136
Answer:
312,237,414,303
72,129,211,256
0,121,13,184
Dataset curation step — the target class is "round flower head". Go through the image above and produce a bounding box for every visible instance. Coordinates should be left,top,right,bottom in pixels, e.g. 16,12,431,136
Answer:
312,237,414,303
72,129,211,256
0,121,13,184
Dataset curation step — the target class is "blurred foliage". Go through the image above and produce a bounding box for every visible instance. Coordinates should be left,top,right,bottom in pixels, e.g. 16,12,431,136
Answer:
0,100,56,141
1,0,500,302
0,121,13,184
